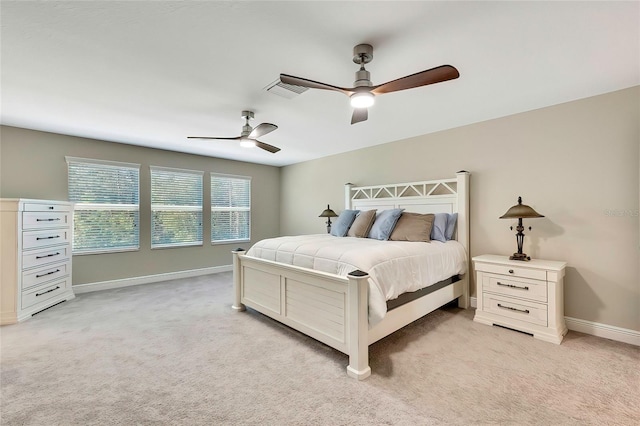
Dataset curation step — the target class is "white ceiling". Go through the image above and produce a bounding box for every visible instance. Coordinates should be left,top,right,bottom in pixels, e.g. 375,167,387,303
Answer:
2,1,638,167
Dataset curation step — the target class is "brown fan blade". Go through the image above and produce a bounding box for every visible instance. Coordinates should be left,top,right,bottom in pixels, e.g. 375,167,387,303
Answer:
280,74,354,96
187,136,241,140
371,65,459,95
351,108,368,125
249,123,277,139
255,140,280,153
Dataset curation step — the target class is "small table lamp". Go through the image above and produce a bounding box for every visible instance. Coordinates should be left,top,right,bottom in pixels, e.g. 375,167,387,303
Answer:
499,196,544,261
319,204,338,234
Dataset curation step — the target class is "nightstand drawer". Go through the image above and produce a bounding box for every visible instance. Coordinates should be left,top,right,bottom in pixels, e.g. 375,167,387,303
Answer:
483,294,547,327
475,262,547,281
483,274,547,303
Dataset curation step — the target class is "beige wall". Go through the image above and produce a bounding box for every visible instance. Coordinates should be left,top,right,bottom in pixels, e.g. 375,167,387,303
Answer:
281,86,640,331
0,126,281,285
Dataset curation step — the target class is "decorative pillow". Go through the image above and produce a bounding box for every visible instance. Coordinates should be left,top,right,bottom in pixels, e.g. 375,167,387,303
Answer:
430,213,448,242
368,208,404,240
389,212,435,242
445,213,458,240
347,209,377,238
329,209,359,237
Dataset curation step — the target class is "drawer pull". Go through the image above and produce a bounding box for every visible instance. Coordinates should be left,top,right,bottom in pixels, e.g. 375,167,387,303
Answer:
36,286,60,297
36,218,61,222
36,269,60,278
48,206,54,210
35,252,61,259
497,303,529,314
508,269,514,274
36,235,60,240
497,282,529,291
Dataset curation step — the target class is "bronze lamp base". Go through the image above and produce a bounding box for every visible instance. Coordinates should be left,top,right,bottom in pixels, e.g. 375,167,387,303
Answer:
509,252,531,261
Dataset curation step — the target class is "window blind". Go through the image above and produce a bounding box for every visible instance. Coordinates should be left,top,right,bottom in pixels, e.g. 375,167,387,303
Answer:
151,167,203,248
66,157,140,254
211,174,251,243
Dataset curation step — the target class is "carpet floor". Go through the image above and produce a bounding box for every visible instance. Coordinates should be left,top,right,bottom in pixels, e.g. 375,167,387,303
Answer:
1,272,638,425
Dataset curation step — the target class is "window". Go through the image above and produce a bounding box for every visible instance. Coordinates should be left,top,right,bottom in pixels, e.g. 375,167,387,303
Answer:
211,173,251,243
66,157,140,254
151,167,203,248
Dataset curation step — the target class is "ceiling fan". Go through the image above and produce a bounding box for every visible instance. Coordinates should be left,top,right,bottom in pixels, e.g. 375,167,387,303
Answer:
280,44,460,124
188,111,280,153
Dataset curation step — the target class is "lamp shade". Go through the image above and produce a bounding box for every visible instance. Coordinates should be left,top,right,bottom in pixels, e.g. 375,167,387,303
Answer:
499,196,544,219
319,204,338,218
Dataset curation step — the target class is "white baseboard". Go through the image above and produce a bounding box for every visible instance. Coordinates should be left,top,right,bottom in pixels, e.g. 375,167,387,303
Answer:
469,296,639,346
73,265,233,294
564,316,640,346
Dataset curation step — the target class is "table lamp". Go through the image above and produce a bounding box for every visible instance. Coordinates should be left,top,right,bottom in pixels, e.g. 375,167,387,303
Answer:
319,205,338,234
499,196,544,261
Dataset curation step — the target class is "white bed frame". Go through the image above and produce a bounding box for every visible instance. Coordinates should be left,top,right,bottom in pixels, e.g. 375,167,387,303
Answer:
232,171,470,380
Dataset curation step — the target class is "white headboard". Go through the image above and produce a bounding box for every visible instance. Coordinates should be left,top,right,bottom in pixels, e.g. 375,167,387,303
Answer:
344,171,470,256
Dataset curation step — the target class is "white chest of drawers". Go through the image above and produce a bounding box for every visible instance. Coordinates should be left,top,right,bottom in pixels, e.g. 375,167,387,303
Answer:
1,199,75,324
473,254,567,344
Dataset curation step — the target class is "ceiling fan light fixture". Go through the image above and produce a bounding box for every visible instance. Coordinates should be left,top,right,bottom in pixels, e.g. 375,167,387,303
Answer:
350,91,375,108
239,138,257,148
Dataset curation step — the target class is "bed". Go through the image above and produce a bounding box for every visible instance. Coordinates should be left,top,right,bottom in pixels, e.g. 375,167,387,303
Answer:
232,171,470,380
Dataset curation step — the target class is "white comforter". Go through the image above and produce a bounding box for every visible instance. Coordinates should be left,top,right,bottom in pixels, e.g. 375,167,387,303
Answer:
246,234,467,326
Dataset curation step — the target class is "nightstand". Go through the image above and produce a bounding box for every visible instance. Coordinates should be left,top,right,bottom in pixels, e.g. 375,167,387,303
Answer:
473,254,567,344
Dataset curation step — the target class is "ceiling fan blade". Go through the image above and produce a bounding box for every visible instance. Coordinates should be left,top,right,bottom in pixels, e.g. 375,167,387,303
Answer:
371,65,459,95
255,140,281,153
280,74,353,96
351,108,368,125
187,136,241,140
249,123,278,139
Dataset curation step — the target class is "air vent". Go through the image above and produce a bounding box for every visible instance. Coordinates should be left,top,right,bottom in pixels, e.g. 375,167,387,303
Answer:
264,79,308,99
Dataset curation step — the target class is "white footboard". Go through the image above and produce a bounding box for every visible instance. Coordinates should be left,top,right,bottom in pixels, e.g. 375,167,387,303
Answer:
232,250,371,380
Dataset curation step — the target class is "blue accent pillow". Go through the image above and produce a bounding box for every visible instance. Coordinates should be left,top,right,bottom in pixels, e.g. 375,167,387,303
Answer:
368,208,404,240
330,210,359,237
430,213,448,242
445,213,458,240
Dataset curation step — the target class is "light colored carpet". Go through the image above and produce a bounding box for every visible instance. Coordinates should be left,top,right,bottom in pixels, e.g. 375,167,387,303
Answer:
1,272,638,425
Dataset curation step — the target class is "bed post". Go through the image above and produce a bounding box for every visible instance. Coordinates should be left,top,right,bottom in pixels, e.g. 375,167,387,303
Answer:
456,171,470,309
232,249,246,311
344,183,354,209
346,270,371,380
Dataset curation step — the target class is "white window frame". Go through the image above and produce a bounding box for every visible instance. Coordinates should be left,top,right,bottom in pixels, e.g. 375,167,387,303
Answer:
151,166,204,249
211,173,251,245
66,156,140,255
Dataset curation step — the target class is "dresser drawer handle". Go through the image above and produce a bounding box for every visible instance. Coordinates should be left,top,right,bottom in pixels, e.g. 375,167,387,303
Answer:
497,303,529,314
497,282,529,291
36,269,60,278
36,286,60,297
36,218,61,222
36,252,61,259
36,235,60,240
508,269,514,274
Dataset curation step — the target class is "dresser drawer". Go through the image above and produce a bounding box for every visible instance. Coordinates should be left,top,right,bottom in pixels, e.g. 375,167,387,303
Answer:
483,274,547,303
22,229,70,250
23,211,71,230
483,294,547,327
22,245,71,270
21,278,70,310
23,202,72,213
475,262,547,281
22,262,70,290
